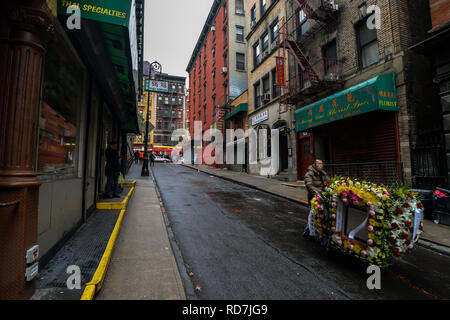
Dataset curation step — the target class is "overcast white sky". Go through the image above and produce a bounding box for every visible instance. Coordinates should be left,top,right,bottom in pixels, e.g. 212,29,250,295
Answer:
144,0,214,82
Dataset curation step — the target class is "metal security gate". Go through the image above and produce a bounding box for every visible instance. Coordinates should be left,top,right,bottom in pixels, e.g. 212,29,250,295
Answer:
322,111,401,186
323,162,403,186
411,128,447,189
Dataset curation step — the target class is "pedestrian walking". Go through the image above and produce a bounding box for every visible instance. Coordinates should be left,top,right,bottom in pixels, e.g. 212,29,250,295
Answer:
105,141,121,198
134,150,139,164
303,159,330,239
139,150,144,164
150,151,155,167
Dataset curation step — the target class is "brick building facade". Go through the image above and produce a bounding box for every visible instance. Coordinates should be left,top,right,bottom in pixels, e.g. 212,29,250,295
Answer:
153,74,186,151
186,0,248,147
281,0,437,186
246,0,296,180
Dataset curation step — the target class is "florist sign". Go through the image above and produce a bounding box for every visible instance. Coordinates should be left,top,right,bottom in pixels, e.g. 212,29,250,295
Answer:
295,74,398,132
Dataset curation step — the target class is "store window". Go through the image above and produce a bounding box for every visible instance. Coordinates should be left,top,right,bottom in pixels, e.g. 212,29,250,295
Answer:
38,32,85,176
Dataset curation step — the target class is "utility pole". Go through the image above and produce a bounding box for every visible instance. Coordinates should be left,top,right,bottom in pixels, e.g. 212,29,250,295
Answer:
141,61,161,176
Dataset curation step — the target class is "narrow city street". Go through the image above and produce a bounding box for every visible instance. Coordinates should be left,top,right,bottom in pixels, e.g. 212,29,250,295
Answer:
152,164,450,300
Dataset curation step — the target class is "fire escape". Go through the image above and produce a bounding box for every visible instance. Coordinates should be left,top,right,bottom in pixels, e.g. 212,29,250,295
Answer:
279,0,343,105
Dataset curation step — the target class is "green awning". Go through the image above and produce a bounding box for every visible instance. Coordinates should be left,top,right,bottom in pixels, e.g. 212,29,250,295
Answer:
295,74,398,132
58,0,142,133
225,103,248,120
57,0,133,27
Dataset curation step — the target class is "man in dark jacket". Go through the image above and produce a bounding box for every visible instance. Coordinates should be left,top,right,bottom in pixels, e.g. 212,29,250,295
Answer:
304,159,330,204
105,141,121,198
303,159,330,239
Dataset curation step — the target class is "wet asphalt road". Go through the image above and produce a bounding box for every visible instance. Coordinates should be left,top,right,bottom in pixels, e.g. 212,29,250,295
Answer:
152,164,450,300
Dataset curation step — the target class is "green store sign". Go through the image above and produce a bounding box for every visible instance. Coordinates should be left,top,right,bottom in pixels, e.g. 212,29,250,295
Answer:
57,0,132,27
295,74,399,132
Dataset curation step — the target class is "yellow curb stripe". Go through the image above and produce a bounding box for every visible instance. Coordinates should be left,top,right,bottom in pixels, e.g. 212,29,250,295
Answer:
81,285,95,301
96,183,136,210
81,182,136,300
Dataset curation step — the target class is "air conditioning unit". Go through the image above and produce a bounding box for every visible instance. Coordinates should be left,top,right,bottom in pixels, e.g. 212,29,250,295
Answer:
222,67,228,74
250,20,256,29
211,25,215,32
263,93,271,102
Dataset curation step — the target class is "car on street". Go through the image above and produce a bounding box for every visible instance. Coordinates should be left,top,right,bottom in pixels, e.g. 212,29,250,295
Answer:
154,156,170,163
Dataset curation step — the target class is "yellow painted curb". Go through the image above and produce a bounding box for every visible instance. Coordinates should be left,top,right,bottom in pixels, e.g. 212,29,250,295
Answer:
122,181,136,188
80,182,136,300
96,183,136,210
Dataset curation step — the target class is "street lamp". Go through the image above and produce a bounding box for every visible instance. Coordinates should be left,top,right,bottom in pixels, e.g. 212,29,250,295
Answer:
141,61,162,176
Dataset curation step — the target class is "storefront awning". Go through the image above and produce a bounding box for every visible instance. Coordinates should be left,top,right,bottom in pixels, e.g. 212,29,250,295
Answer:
295,74,398,132
57,0,142,133
225,103,248,120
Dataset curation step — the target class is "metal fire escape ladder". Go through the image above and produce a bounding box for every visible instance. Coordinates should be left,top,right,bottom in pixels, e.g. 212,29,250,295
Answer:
285,39,319,86
294,0,339,23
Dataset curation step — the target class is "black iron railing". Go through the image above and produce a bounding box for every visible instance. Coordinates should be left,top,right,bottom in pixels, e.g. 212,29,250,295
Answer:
411,128,447,189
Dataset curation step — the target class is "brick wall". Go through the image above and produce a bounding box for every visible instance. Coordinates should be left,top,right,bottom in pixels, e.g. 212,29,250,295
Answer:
430,0,450,29
283,0,436,186
188,1,228,138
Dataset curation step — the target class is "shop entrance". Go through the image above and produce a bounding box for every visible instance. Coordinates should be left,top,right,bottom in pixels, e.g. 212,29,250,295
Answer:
273,120,289,172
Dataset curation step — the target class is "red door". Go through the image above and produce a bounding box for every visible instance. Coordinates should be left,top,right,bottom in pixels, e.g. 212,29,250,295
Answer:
297,134,314,180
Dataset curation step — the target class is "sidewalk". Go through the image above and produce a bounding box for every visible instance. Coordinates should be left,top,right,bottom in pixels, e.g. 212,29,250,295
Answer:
33,164,185,300
95,165,185,300
182,164,450,255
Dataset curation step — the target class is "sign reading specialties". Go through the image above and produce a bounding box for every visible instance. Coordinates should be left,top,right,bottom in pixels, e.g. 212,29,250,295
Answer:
58,0,132,26
145,80,169,92
252,110,269,126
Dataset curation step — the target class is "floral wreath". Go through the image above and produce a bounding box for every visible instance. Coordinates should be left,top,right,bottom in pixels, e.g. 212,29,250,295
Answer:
309,177,424,268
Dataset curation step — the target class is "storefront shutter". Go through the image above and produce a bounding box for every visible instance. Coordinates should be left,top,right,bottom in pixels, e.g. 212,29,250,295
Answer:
327,111,399,184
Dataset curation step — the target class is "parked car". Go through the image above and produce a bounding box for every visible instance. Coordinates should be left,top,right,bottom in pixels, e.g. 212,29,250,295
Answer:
154,156,169,163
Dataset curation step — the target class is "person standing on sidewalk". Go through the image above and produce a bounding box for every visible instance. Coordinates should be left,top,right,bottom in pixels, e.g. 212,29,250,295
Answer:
303,159,330,239
134,150,139,164
150,151,155,167
105,141,121,198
